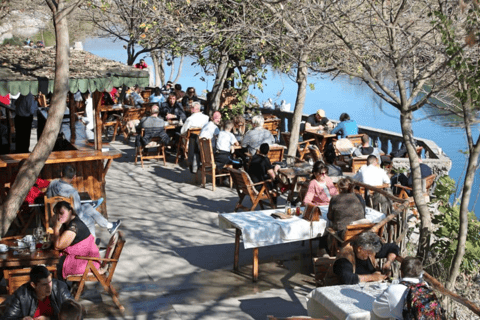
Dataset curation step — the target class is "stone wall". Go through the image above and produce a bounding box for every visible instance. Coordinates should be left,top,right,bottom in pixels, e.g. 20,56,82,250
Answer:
0,10,50,43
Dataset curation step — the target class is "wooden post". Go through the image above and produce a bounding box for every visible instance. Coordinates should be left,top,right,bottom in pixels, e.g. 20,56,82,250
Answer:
92,91,103,151
68,92,76,144
252,248,258,282
234,229,240,271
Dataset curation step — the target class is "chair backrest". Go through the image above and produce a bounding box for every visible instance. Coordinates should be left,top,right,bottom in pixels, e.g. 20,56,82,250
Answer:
267,145,285,163
343,223,377,243
44,195,74,229
308,145,323,163
263,118,281,136
102,231,126,276
199,137,214,167
186,127,202,139
228,168,258,196
346,134,365,147
123,107,146,122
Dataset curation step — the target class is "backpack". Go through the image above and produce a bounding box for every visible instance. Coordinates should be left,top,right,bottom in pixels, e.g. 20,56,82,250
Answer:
400,281,446,320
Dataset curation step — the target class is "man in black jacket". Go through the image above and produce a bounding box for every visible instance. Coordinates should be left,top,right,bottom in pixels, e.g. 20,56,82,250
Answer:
1,265,72,320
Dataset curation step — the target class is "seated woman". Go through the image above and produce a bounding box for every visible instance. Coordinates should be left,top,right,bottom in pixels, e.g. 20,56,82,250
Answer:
330,231,399,285
331,113,358,138
303,161,339,206
233,115,246,143
327,178,365,238
248,143,280,192
53,201,100,281
149,87,166,105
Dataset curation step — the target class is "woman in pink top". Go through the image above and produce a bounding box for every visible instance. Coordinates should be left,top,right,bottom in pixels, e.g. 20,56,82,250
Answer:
303,162,339,206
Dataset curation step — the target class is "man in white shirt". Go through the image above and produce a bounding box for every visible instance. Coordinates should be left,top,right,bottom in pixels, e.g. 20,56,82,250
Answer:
200,111,221,149
180,102,209,134
215,120,239,170
353,155,390,186
373,257,424,319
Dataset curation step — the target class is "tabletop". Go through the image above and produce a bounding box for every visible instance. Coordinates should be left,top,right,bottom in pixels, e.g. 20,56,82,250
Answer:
306,282,390,320
218,207,385,249
0,237,59,268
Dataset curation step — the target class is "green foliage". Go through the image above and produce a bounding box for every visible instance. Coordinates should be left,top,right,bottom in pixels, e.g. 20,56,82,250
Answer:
430,176,480,274
1,35,24,46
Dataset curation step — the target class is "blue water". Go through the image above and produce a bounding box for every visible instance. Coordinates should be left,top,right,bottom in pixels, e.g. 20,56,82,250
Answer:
83,38,480,215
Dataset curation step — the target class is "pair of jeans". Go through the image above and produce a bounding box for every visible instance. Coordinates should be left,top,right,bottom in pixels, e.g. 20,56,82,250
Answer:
78,205,109,238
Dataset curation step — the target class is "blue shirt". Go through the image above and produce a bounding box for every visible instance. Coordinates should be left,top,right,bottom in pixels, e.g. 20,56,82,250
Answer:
331,119,358,138
149,94,165,104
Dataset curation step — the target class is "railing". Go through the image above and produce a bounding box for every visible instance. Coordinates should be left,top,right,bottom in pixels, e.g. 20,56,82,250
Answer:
260,108,452,177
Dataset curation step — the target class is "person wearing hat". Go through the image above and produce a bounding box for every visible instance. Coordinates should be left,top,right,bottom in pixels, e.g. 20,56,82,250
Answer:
161,81,174,96
305,109,333,132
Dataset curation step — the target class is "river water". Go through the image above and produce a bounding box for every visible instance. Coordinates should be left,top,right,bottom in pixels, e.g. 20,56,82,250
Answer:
83,38,480,216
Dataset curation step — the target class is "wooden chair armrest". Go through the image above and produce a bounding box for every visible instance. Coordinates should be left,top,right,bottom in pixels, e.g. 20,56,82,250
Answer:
251,179,273,187
74,256,118,263
326,227,344,244
299,138,316,145
285,155,306,163
394,184,412,191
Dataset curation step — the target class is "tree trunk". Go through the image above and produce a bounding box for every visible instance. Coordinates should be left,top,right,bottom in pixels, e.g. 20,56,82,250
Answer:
172,55,184,85
0,0,71,235
288,53,308,159
168,55,175,82
210,52,229,112
400,109,431,260
446,136,480,291
151,50,164,87
127,41,136,66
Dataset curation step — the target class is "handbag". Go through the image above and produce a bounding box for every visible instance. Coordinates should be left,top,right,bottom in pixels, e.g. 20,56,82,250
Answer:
303,204,321,222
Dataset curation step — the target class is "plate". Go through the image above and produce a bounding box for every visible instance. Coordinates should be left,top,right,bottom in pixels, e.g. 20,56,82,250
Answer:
0,244,8,253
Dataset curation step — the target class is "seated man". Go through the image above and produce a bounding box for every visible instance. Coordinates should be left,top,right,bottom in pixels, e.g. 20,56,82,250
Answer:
304,109,333,132
135,105,170,148
325,151,343,177
353,155,390,187
46,165,121,238
159,93,186,123
241,115,275,156
2,265,72,320
391,159,432,196
128,85,145,108
248,143,280,192
199,111,222,149
214,120,239,170
330,231,399,285
352,134,381,161
180,102,209,135
373,257,423,319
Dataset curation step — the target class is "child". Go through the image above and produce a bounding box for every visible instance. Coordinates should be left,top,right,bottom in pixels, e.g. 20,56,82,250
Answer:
214,120,239,170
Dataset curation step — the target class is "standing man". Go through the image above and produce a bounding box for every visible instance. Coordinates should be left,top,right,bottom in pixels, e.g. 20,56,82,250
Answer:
1,265,72,320
15,93,38,153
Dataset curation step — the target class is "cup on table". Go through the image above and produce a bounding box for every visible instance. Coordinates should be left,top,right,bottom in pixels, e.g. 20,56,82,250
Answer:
29,240,36,252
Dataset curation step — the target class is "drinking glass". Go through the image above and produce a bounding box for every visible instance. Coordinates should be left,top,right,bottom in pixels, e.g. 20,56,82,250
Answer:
34,227,44,243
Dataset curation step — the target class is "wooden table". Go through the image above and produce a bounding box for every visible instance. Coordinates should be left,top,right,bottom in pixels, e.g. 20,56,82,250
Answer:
278,164,312,202
304,130,336,153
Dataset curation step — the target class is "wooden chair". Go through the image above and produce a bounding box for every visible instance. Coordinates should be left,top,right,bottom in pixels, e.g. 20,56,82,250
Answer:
346,134,365,147
263,115,281,138
120,107,146,141
3,266,57,295
103,114,121,142
281,132,316,161
227,168,276,211
66,231,126,312
395,174,436,215
176,127,202,164
135,128,167,168
198,137,232,191
308,145,323,163
267,144,286,163
326,222,385,256
43,195,74,230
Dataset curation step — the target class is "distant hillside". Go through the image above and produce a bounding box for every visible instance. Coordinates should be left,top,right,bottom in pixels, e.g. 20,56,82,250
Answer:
0,9,50,43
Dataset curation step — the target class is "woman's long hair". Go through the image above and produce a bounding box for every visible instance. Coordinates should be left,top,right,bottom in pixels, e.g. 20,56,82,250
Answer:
311,161,327,179
53,201,76,216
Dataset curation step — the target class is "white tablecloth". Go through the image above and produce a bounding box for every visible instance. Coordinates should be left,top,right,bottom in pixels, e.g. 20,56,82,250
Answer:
306,283,390,320
218,207,385,249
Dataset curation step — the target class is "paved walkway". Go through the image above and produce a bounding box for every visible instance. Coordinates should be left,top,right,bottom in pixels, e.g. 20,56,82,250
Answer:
81,139,317,319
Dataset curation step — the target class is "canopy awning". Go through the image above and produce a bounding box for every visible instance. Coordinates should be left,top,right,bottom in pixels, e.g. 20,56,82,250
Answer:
0,46,149,96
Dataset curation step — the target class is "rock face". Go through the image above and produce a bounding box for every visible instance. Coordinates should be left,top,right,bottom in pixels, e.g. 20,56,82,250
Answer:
0,10,50,42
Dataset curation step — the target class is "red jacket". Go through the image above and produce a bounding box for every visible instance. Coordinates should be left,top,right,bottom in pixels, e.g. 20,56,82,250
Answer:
26,178,50,204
